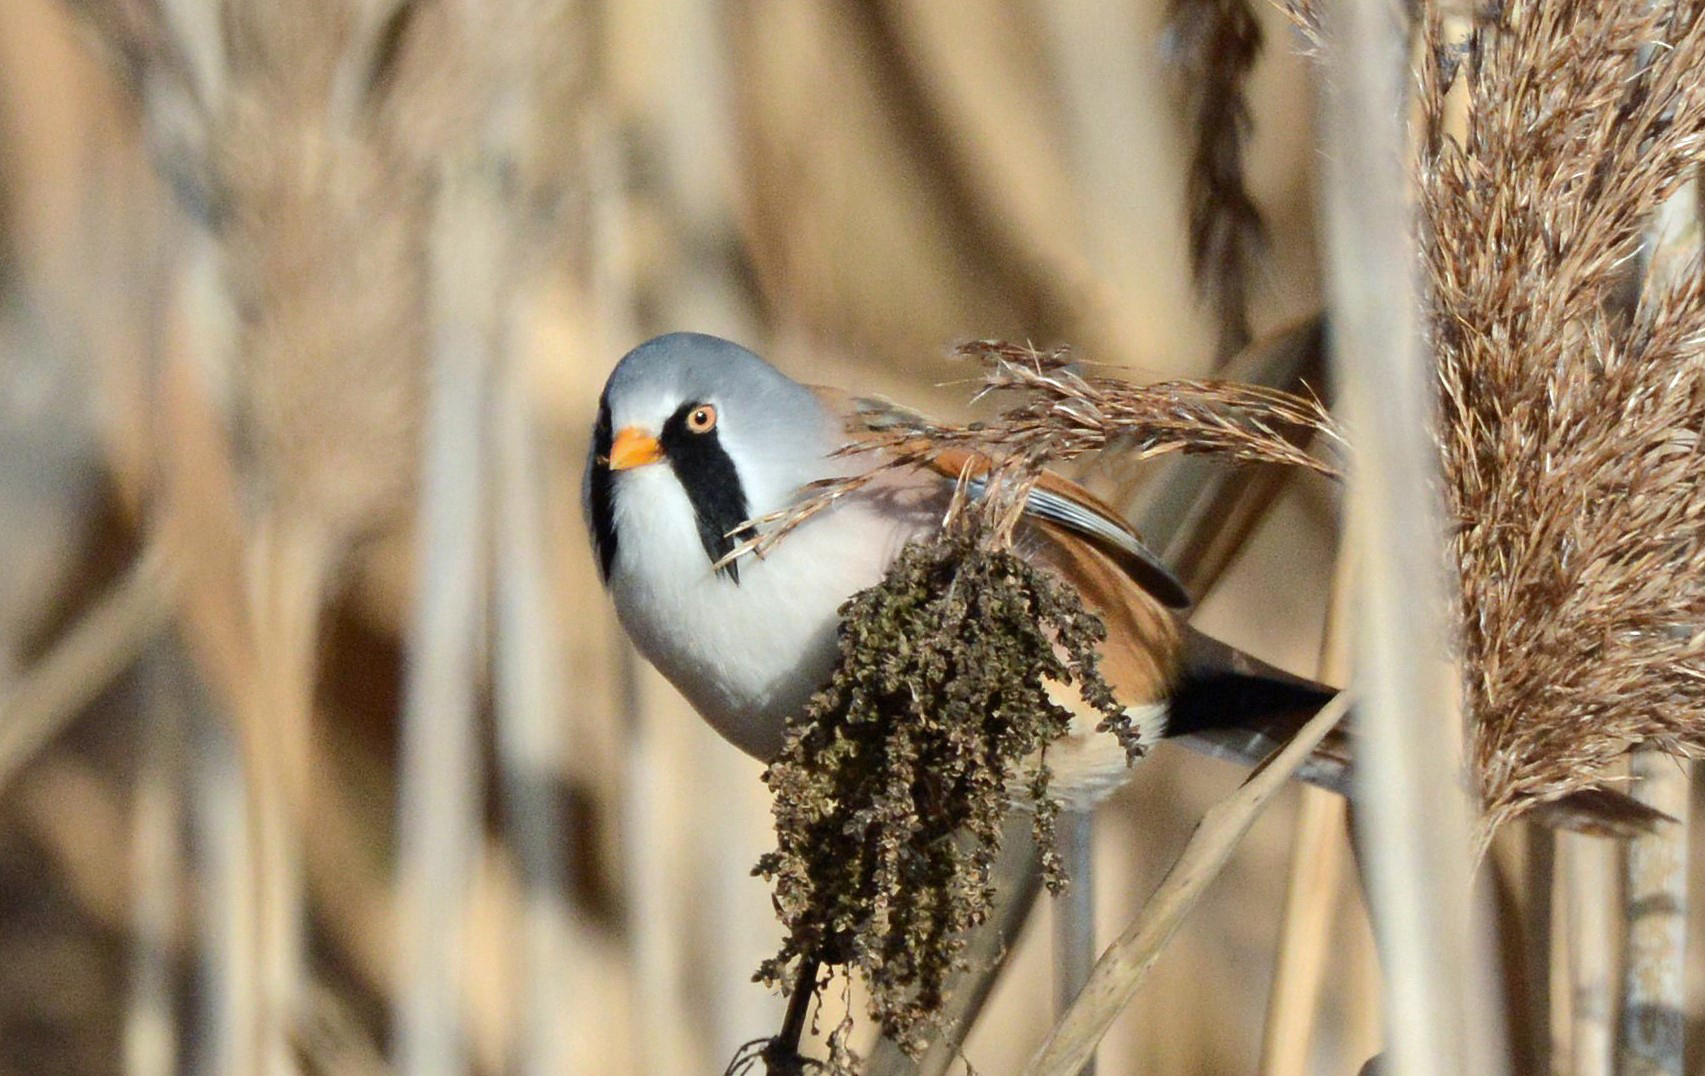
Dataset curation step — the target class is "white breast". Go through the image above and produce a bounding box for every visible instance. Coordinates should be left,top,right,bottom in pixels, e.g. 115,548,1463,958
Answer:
606,465,942,759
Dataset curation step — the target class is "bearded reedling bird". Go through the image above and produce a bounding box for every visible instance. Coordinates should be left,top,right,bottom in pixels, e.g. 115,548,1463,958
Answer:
584,332,1345,805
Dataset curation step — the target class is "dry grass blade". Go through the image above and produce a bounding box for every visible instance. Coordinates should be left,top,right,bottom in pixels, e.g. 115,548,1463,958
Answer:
1017,691,1351,1076
1167,0,1266,358
0,541,173,795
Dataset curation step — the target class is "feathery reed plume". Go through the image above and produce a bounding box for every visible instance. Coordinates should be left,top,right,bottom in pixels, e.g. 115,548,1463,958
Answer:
1618,171,1698,1076
726,340,1338,569
1264,0,1322,47
1166,0,1266,358
1418,2,1705,832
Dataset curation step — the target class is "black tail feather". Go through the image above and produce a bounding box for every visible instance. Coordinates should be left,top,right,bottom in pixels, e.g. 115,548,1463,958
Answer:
1163,626,1351,795
1165,626,1337,738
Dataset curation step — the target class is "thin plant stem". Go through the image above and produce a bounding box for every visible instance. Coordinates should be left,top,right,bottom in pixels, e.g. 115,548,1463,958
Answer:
394,159,502,1076
126,640,187,1076
1053,808,1097,1076
1319,0,1506,1070
1618,751,1690,1076
1259,788,1347,1076
1562,831,1617,1076
191,696,255,1076
0,543,173,795
1018,692,1351,1076
1259,505,1351,1075
493,322,575,1076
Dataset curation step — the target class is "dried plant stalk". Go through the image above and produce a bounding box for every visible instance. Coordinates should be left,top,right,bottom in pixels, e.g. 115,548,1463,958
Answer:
1018,692,1351,1076
1324,0,1502,1071
1562,831,1617,1076
394,158,501,1076
1259,546,1351,1076
493,312,575,1076
191,713,256,1076
1258,787,1346,1076
1051,808,1097,1074
126,642,187,1076
0,542,171,795
1618,753,1690,1075
1168,0,1266,357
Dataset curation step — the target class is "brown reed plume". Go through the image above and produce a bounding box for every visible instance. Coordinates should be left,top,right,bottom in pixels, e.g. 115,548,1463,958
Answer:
1417,1,1705,832
1267,0,1321,46
726,339,1338,570
1167,0,1266,357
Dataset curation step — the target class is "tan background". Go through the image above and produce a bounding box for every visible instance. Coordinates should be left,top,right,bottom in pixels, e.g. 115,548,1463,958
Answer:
0,2,1405,1073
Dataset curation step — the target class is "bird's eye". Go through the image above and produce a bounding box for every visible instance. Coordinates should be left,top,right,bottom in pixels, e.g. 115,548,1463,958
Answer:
686,404,718,433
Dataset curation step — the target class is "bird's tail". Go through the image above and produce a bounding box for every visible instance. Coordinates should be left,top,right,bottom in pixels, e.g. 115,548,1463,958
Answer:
1161,626,1352,796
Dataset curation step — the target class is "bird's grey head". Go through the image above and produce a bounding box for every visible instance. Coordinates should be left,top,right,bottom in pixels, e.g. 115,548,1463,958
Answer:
583,333,830,585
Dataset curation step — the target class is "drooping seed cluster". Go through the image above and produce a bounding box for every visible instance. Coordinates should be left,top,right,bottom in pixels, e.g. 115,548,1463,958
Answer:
755,529,1123,1061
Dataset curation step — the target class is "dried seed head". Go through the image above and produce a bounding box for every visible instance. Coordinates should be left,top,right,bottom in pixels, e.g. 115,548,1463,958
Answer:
755,528,1121,1058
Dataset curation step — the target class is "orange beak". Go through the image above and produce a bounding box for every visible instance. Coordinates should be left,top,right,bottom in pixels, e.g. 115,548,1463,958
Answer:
608,426,664,470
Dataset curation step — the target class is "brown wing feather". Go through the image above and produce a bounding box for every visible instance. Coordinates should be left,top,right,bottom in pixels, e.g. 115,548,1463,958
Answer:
1020,521,1182,707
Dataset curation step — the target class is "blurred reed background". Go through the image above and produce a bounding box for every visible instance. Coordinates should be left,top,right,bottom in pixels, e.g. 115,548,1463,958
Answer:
0,1,1697,1074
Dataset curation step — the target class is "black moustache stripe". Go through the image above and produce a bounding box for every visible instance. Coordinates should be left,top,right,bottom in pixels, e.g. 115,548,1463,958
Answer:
588,397,619,582
660,403,750,583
